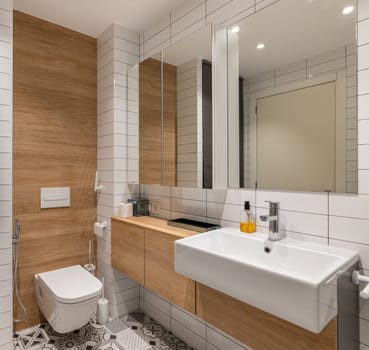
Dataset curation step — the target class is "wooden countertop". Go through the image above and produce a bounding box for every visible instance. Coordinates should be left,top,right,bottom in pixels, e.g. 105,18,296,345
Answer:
111,216,198,238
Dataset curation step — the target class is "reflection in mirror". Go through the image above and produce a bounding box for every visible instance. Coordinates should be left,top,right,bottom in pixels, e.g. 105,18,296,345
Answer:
228,0,356,193
136,52,172,185
163,25,213,188
127,65,139,184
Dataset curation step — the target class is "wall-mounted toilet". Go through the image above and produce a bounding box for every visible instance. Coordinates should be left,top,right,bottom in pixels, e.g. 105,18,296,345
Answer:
34,265,102,333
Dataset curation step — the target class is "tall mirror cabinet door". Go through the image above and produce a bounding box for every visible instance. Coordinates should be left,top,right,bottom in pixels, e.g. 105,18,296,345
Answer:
163,25,213,188
139,54,162,184
162,62,177,186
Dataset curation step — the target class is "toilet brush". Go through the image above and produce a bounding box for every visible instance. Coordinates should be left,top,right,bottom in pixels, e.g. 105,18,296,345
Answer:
84,240,96,274
97,277,109,325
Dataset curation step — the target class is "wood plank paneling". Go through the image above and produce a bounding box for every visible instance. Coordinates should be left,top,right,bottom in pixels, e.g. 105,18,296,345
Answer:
13,11,97,330
145,229,195,313
196,283,337,350
111,220,145,285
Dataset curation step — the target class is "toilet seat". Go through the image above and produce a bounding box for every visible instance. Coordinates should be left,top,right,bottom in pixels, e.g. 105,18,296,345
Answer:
37,265,102,304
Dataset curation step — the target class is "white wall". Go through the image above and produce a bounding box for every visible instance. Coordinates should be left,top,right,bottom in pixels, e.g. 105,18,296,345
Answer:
0,0,12,348
96,23,141,319
139,0,369,349
140,285,253,350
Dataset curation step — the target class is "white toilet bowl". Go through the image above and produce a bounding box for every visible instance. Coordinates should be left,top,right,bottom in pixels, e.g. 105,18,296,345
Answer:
34,265,102,333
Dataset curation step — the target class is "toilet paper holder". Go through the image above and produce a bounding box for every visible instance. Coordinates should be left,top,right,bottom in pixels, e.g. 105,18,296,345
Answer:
94,221,107,237
352,270,369,299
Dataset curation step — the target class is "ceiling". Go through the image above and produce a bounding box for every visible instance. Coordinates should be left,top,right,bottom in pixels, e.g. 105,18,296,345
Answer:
13,0,187,38
235,0,356,77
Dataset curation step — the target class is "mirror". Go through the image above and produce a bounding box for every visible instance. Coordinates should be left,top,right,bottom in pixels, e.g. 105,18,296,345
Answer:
163,24,213,188
227,0,357,193
127,64,139,184
133,52,168,185
133,25,213,188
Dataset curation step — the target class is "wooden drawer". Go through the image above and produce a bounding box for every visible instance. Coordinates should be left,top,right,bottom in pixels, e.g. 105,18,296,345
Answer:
196,283,336,350
145,229,195,313
111,220,145,285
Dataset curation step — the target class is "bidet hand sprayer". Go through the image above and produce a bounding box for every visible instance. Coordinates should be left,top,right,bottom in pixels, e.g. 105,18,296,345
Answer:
13,218,21,245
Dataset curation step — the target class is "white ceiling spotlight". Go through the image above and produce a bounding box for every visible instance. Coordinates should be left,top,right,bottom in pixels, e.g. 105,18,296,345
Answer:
342,6,354,15
231,26,240,33
256,43,265,50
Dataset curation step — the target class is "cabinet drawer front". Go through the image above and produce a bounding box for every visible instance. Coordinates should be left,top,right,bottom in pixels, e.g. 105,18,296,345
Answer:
145,229,195,313
196,283,336,350
112,220,145,285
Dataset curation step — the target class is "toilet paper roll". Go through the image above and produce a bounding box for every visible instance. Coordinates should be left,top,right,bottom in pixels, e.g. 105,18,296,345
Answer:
97,298,109,325
119,203,133,218
94,222,106,237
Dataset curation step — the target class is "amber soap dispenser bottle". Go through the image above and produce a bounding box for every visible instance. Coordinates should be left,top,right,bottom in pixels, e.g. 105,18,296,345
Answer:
240,201,256,234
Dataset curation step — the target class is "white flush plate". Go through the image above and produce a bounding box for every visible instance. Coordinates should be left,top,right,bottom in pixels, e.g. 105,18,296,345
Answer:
40,187,70,209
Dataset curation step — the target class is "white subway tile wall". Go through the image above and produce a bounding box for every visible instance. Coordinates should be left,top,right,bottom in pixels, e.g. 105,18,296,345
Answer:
176,58,203,188
137,0,369,348
0,0,12,347
97,23,141,319
140,286,251,350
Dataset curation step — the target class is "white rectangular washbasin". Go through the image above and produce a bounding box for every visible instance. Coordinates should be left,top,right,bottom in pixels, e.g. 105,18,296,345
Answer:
175,228,358,333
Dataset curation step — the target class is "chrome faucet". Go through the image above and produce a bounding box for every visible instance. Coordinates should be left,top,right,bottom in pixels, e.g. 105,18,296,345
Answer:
260,201,281,241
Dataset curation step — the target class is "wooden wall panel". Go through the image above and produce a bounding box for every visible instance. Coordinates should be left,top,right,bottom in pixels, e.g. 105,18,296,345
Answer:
197,283,336,350
13,11,97,330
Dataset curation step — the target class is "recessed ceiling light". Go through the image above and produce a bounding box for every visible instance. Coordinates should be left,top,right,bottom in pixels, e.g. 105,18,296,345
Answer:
342,6,354,15
257,43,265,50
231,26,240,33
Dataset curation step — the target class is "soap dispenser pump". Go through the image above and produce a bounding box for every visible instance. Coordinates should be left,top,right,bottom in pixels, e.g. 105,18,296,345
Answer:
240,201,256,234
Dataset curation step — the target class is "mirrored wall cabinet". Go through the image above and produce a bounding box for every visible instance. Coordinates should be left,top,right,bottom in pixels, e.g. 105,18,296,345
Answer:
130,25,213,188
226,0,357,193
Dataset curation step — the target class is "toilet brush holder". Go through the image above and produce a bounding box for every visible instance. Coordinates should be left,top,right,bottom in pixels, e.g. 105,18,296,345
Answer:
97,297,109,325
97,277,109,325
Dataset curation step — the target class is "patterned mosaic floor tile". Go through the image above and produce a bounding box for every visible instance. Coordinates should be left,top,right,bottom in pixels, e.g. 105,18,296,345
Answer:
13,312,193,350
97,340,124,350
16,327,49,350
122,313,193,350
105,319,129,335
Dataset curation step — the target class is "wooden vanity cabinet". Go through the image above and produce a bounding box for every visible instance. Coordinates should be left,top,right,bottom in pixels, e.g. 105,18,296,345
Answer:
111,217,195,313
145,229,196,313
111,217,337,350
196,283,336,350
111,220,145,285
